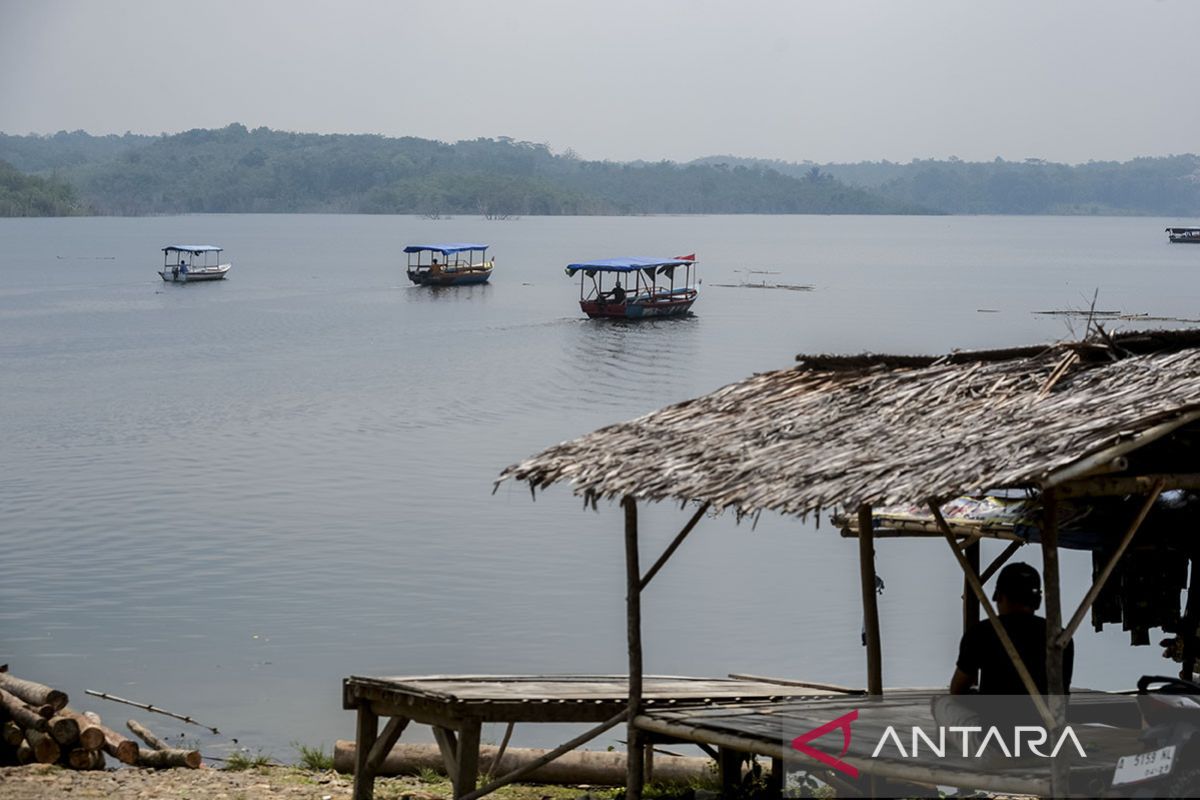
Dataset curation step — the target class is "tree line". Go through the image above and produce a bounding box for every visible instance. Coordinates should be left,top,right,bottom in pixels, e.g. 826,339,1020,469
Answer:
1,124,1197,217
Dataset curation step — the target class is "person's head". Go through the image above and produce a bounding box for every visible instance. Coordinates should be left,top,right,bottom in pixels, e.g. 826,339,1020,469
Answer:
993,562,1042,614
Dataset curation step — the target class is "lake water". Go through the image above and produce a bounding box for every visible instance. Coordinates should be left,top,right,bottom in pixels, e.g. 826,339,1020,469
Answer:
1,214,1197,762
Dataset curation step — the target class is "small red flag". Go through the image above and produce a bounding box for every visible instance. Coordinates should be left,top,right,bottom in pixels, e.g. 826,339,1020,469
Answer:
674,253,696,262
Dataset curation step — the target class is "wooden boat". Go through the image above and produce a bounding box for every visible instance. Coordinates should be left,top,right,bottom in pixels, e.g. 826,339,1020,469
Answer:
159,245,231,282
1167,227,1200,244
405,243,493,286
566,255,697,319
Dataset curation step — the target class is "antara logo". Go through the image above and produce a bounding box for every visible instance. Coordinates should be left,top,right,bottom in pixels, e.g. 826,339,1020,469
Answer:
790,710,859,778
790,710,1088,777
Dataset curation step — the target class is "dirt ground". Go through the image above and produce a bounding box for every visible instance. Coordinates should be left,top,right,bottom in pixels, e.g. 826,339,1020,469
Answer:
0,764,620,800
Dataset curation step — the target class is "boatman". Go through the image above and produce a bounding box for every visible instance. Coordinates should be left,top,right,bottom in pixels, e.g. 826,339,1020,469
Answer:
610,282,626,304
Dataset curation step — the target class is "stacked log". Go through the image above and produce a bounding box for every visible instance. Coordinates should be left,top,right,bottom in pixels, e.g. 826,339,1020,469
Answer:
127,719,202,769
0,673,106,770
0,669,206,770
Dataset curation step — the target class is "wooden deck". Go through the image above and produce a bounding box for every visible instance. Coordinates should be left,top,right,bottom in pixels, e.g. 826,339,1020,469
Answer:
636,689,1146,796
343,674,833,799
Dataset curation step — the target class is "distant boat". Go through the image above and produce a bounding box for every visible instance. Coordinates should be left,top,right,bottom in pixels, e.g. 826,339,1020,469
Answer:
1166,227,1200,244
565,255,698,319
405,243,493,286
159,245,231,282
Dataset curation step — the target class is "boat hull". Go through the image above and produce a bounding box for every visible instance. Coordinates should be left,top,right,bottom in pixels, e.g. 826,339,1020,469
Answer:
159,264,231,282
407,268,493,286
1169,236,1200,244
580,291,697,319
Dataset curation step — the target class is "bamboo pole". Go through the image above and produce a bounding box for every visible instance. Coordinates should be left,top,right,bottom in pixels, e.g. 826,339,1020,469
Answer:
1058,479,1164,647
979,540,1023,585
1040,489,1069,800
857,504,883,696
930,501,1054,728
623,495,645,800
962,538,981,633
85,689,219,734
639,502,710,591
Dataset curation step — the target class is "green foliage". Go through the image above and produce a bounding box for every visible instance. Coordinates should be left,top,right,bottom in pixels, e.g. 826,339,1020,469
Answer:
3,125,1198,217
291,741,334,771
222,750,274,771
0,159,87,216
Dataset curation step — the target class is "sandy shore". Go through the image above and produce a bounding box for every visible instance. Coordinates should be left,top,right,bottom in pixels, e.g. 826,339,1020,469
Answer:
0,764,615,800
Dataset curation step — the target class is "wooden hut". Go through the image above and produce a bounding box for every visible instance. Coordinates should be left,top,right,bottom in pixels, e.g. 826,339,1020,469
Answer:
497,328,1200,797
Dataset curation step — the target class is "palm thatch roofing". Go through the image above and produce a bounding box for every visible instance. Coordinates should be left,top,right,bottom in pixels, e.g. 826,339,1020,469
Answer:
497,329,1200,518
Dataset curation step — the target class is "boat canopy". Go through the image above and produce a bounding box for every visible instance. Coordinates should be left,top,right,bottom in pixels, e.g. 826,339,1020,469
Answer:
403,243,488,255
566,257,694,276
163,245,222,253
1166,227,1200,233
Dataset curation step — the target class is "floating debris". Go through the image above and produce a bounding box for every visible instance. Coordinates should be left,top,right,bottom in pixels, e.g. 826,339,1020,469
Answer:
712,282,815,292
1033,310,1200,323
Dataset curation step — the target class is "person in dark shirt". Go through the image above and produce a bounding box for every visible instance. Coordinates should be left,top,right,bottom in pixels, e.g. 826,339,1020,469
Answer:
610,282,626,304
951,562,1074,695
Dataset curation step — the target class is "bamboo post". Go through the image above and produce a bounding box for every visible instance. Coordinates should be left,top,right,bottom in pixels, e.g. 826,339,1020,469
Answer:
623,495,645,800
979,540,1024,585
857,504,883,696
962,538,981,633
1040,490,1069,799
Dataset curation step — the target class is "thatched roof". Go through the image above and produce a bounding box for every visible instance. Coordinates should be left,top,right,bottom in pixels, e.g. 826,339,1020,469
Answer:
497,329,1200,517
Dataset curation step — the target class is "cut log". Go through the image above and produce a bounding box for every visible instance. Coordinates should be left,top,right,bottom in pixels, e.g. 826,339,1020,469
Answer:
66,747,106,770
0,688,47,732
137,747,202,769
83,710,138,764
127,718,201,768
127,718,167,750
17,740,34,765
47,714,80,746
24,728,61,764
3,720,23,746
0,673,67,711
333,740,714,786
58,709,104,751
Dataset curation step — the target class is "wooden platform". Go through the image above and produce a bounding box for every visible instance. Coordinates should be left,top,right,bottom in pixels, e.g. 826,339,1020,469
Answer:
636,689,1146,796
343,674,832,799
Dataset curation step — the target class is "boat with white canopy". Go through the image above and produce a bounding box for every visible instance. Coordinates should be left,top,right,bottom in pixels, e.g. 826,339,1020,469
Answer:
159,245,231,282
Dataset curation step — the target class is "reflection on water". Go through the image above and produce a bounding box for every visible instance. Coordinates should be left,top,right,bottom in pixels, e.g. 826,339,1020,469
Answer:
1,214,1197,758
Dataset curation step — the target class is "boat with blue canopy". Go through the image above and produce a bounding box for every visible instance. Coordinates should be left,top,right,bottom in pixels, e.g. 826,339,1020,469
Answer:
565,255,697,319
405,243,494,286
159,245,231,283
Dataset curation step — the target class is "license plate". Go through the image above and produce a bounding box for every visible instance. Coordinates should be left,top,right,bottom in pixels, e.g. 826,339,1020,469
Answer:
1112,745,1176,786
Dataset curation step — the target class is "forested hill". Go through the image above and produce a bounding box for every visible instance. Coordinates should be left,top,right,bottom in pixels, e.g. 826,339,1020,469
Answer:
0,160,87,216
0,125,914,216
2,125,1196,217
691,154,1200,216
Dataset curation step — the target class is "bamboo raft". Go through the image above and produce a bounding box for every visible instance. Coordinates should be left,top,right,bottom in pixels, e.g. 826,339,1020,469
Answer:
343,674,829,800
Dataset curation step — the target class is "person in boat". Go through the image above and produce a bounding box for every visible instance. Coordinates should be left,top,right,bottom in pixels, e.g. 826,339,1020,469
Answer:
430,257,441,275
609,282,626,304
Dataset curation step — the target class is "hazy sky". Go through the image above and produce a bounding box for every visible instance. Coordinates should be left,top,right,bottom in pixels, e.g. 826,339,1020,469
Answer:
2,0,1197,164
